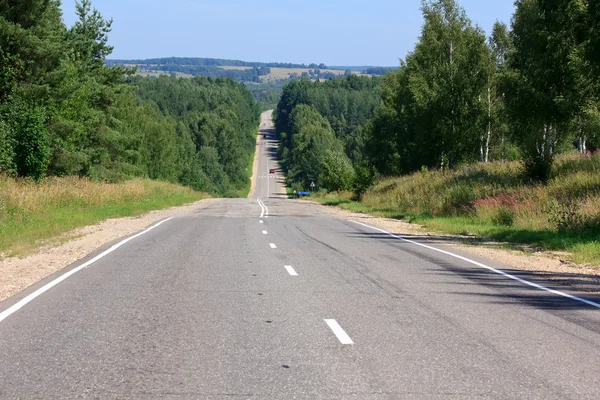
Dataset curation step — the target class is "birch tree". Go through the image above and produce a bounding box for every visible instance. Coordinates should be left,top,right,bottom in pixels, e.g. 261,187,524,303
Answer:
508,0,583,181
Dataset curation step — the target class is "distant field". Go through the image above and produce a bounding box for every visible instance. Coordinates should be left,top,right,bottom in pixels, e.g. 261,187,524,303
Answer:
125,65,370,81
261,68,367,82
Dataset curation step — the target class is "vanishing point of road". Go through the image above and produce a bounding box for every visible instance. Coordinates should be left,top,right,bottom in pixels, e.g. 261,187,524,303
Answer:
2,111,600,399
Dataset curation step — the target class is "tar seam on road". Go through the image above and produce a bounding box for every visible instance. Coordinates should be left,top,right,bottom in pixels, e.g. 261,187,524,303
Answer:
325,319,354,344
350,220,600,309
0,217,175,324
284,265,298,276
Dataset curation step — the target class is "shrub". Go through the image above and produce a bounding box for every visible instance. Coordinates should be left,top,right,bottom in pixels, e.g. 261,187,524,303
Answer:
443,184,476,214
492,207,515,226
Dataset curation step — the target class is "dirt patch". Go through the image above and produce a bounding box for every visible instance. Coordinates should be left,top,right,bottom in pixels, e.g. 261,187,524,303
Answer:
310,201,600,294
0,199,218,302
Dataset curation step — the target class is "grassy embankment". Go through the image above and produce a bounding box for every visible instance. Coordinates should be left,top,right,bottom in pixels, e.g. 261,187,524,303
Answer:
311,153,600,266
239,147,257,198
0,177,207,257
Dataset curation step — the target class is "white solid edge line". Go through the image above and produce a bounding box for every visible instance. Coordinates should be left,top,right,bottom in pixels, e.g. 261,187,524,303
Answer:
325,319,354,344
284,265,298,276
0,217,175,324
349,220,600,309
269,243,277,249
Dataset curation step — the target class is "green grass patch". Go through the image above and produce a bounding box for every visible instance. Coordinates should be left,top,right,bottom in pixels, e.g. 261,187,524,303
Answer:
0,177,207,257
238,124,260,198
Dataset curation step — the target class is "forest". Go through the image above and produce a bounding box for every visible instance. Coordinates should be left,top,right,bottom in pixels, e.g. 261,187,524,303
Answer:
275,0,600,191
0,0,259,195
275,75,382,192
142,65,271,82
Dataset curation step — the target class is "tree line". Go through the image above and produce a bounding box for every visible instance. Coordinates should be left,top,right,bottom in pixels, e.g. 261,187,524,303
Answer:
108,58,330,70
145,65,271,82
275,0,600,193
275,75,382,192
0,0,259,195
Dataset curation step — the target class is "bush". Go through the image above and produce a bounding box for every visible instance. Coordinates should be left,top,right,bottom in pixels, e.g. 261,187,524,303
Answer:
0,118,15,174
523,153,553,183
10,104,51,180
321,150,355,191
443,184,476,214
492,207,515,226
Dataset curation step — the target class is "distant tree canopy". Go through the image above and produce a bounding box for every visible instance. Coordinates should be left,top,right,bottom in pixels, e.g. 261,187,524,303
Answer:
363,67,398,75
144,65,271,83
275,0,600,193
107,57,328,70
0,0,259,194
274,76,382,192
365,0,600,182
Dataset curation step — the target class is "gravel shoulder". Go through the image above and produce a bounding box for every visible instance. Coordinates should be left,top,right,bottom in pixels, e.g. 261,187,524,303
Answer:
0,199,218,302
311,201,600,294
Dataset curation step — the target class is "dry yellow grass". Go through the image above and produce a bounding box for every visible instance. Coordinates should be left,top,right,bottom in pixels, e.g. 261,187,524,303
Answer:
0,176,206,256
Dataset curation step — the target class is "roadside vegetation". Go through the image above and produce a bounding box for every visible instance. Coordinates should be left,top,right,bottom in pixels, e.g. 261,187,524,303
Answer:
0,0,261,256
0,176,206,257
0,0,259,196
311,153,600,265
275,0,600,266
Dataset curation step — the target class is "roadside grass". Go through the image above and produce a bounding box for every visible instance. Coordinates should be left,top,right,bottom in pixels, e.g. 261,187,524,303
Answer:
310,153,600,266
0,176,207,257
239,147,257,198
238,125,259,198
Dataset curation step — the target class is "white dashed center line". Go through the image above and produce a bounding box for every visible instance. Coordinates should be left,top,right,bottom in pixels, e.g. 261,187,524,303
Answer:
284,265,298,276
325,319,354,344
262,230,268,235
269,243,277,249
259,220,264,224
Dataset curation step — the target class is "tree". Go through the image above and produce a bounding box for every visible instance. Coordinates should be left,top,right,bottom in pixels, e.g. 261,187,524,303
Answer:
507,0,584,181
367,0,490,175
482,21,511,162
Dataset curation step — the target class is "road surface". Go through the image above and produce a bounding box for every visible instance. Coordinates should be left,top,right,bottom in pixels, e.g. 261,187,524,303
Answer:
2,111,600,399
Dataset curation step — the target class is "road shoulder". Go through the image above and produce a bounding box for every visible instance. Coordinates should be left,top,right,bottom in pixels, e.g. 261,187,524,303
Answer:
307,200,600,294
0,198,217,302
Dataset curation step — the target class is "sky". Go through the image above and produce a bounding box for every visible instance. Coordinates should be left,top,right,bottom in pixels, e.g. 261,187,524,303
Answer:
61,0,517,66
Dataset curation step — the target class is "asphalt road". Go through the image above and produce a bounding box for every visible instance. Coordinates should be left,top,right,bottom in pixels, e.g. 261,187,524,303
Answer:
2,112,600,399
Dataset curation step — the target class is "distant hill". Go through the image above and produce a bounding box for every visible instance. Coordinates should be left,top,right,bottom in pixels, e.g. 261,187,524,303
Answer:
107,57,382,83
107,57,331,70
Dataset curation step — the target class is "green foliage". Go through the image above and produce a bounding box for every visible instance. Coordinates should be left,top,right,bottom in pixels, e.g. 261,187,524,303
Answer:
0,0,259,195
2,100,51,179
367,0,492,174
275,75,382,192
0,117,15,173
321,150,356,192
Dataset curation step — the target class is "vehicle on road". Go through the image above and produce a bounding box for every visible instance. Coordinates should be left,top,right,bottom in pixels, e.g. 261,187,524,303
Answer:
269,169,275,174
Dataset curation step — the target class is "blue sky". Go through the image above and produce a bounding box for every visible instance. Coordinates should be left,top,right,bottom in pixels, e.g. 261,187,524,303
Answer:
61,0,516,66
